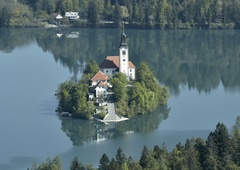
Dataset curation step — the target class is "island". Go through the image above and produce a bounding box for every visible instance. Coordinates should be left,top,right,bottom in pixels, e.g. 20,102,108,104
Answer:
55,26,169,121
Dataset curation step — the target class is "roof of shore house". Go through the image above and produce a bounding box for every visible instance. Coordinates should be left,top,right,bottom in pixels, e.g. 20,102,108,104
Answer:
91,71,108,81
100,56,135,69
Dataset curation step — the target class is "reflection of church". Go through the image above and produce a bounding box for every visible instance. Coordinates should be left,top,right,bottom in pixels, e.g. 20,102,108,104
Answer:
90,26,136,99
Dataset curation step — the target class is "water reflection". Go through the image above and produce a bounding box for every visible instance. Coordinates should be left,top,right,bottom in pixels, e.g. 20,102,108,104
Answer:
60,105,170,146
1,28,240,95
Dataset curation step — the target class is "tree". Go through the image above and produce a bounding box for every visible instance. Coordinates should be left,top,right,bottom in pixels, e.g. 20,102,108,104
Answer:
87,0,99,27
139,145,159,169
120,6,129,21
127,156,142,170
212,123,231,169
83,59,99,76
155,0,167,29
136,62,157,90
169,143,187,170
114,72,128,85
110,77,127,103
184,139,200,170
60,0,73,14
108,158,118,170
70,157,85,170
103,0,112,20
132,0,139,22
0,6,11,26
116,147,127,166
81,59,99,84
99,153,110,170
30,156,63,170
153,144,169,169
113,1,122,27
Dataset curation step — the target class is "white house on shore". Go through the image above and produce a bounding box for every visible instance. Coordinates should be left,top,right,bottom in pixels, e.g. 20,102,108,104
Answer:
65,12,79,20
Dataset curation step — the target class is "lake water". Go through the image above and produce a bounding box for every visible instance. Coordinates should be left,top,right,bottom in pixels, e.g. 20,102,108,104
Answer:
0,28,240,170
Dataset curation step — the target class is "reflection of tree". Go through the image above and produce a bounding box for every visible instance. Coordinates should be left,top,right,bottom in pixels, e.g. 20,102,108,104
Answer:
59,105,170,145
36,29,240,95
115,105,170,134
0,28,36,53
60,118,107,146
1,28,240,95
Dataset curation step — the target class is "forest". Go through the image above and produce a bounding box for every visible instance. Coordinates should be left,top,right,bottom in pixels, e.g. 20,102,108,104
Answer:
29,116,240,170
1,0,240,28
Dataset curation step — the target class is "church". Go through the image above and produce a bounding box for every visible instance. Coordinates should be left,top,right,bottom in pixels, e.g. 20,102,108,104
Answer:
99,26,136,80
90,26,135,99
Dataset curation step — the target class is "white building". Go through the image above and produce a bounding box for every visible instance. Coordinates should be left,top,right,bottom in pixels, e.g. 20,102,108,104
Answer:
65,12,79,20
89,27,136,101
95,81,108,98
90,71,109,98
100,26,135,80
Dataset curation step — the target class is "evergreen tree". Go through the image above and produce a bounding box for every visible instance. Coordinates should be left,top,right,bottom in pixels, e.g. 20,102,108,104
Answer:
212,123,231,169
70,157,85,170
127,156,142,170
184,139,200,170
108,158,118,170
99,153,110,170
0,6,11,26
87,0,99,27
113,1,122,27
115,147,127,166
139,145,159,169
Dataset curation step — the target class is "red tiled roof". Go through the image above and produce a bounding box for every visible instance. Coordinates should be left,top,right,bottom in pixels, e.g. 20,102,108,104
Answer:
97,81,107,87
100,56,135,69
128,61,135,68
91,71,108,81
100,56,119,68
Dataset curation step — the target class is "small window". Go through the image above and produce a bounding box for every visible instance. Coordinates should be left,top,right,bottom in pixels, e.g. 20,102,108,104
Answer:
130,73,132,76
123,59,126,61
130,69,132,72
106,70,108,73
122,50,126,55
112,70,115,73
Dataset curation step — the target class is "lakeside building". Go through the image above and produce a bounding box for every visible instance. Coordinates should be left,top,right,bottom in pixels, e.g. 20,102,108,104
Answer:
65,12,79,20
100,26,136,80
90,26,136,99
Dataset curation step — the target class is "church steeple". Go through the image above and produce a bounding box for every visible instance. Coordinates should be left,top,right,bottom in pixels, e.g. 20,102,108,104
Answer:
120,23,127,47
119,22,129,77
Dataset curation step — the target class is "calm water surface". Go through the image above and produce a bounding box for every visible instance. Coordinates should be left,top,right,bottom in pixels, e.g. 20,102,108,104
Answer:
0,28,240,170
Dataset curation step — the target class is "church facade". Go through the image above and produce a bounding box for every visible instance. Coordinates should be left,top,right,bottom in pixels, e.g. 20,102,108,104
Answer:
100,26,135,80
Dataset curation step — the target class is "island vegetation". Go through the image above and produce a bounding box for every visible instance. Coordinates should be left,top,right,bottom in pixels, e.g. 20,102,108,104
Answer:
56,59,169,119
1,0,240,29
29,116,240,170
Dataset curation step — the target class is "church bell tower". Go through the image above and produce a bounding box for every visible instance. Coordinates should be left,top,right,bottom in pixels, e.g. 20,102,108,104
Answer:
119,23,129,77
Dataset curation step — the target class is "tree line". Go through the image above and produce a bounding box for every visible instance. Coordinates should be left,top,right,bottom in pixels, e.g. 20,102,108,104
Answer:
1,0,240,28
29,116,240,170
